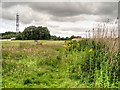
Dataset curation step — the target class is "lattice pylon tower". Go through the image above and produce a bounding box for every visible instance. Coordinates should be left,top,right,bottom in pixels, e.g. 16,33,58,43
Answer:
16,13,19,34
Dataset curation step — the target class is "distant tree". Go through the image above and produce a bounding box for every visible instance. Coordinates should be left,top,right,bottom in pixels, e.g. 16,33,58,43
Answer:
1,31,16,39
37,26,50,40
22,26,50,40
50,35,70,40
51,35,58,40
57,36,61,40
70,35,75,39
1,26,72,40
15,32,23,40
65,37,70,40
22,26,36,40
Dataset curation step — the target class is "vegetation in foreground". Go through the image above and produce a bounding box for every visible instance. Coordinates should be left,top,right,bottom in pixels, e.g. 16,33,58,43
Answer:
1,22,119,88
2,38,119,88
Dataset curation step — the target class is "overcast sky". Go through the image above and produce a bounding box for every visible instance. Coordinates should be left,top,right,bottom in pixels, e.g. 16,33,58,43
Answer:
0,1,118,37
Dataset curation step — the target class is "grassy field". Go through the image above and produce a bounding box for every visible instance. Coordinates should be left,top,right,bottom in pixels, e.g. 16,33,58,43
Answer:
1,39,119,88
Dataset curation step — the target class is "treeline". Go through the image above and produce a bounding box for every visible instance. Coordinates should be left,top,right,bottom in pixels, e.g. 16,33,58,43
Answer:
0,31,16,39
0,26,73,40
51,35,71,40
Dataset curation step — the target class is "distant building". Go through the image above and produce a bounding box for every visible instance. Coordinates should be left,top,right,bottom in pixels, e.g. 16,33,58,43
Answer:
72,36,82,41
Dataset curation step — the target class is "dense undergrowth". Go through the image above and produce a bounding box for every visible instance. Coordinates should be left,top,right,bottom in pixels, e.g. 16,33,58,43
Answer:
2,39,119,88
64,39,119,88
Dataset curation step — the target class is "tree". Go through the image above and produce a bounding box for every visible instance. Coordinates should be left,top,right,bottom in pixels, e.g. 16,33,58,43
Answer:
15,32,23,40
1,26,71,40
70,35,75,39
1,31,16,39
22,26,36,40
51,35,58,40
21,26,50,40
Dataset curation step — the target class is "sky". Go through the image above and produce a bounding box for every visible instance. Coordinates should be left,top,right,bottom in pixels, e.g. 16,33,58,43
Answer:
0,1,119,37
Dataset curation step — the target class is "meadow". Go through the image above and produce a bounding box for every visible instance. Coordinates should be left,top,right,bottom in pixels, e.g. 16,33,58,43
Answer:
1,22,119,88
1,37,119,88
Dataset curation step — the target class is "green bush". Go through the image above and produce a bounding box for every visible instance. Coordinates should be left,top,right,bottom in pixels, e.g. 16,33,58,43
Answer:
64,39,119,88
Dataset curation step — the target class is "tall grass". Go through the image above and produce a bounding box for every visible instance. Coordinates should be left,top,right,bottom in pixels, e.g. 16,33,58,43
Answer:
2,20,119,88
64,21,119,88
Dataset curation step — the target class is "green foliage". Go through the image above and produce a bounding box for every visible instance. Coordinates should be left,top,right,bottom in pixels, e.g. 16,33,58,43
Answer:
2,40,119,88
1,31,16,39
1,26,72,40
51,35,70,40
64,39,119,88
21,26,50,40
15,32,23,40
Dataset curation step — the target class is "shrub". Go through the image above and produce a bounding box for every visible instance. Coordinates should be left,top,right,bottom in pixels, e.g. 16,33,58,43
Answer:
64,39,119,88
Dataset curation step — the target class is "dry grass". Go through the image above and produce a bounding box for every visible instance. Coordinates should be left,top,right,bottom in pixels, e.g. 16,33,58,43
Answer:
86,21,119,65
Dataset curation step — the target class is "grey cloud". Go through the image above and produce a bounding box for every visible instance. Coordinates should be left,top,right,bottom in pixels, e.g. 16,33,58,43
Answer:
29,2,117,22
29,2,93,17
95,15,116,22
50,29,63,34
93,2,118,17
1,2,118,24
2,2,26,8
48,25,60,28
2,2,17,8
2,8,15,20
29,2,117,17
60,27,87,32
1,4,46,24
50,15,86,22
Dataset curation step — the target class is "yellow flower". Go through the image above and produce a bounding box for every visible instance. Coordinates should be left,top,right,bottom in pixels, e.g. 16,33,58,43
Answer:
89,48,93,53
68,44,71,48
77,43,80,46
63,45,68,49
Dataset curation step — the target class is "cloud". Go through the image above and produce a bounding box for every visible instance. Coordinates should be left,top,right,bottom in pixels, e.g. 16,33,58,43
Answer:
29,2,117,18
2,2,26,8
29,2,93,17
2,4,53,24
1,2,118,37
1,2,118,23
29,2,118,24
94,2,118,16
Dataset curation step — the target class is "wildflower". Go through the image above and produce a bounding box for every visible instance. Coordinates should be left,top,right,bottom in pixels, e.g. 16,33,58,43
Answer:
68,44,71,48
63,45,68,49
77,43,80,46
89,48,93,53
